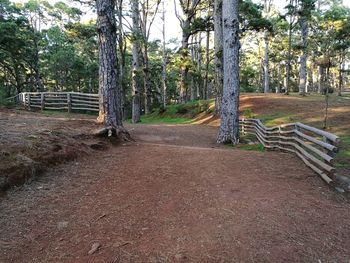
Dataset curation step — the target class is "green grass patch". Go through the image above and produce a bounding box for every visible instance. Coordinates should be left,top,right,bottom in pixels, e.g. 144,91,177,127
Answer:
335,135,350,169
130,115,193,124
258,112,297,127
153,99,214,117
224,142,265,152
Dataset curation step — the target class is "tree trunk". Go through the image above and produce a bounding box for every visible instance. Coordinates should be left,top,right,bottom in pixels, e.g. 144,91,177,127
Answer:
143,42,151,114
217,0,240,145
195,33,202,99
285,21,292,95
179,20,190,103
298,16,308,96
276,63,281,93
162,0,167,107
338,51,345,96
203,29,210,100
318,66,323,94
263,30,270,93
214,0,223,115
96,0,126,136
117,0,127,119
131,0,142,123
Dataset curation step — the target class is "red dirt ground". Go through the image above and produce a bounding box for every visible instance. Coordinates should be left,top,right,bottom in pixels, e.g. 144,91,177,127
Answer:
1,120,350,262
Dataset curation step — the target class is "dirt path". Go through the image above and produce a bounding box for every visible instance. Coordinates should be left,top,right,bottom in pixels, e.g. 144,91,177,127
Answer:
1,124,350,262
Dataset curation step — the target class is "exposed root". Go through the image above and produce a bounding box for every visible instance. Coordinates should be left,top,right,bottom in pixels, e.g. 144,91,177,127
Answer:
93,126,132,142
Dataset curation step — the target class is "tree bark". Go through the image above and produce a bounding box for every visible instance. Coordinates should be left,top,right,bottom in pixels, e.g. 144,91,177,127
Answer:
298,16,308,96
276,63,281,93
203,29,210,100
263,30,270,93
217,0,240,145
285,21,292,95
131,0,142,123
96,0,126,137
338,51,345,96
214,0,223,115
162,0,167,107
180,20,191,103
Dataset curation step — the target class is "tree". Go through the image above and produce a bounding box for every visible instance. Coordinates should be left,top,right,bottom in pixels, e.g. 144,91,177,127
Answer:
174,0,202,103
96,0,127,138
131,0,142,123
140,0,161,114
298,0,315,96
214,0,223,114
161,0,167,107
217,0,240,144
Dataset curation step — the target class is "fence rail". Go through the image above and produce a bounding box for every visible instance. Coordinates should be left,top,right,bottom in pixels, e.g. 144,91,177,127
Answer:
15,92,99,113
240,118,340,184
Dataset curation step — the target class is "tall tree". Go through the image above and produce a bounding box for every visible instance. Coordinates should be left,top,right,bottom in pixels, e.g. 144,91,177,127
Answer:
285,0,297,95
217,0,240,144
131,0,142,123
96,0,126,137
140,0,161,114
174,0,201,103
298,0,315,95
214,0,223,114
161,0,167,107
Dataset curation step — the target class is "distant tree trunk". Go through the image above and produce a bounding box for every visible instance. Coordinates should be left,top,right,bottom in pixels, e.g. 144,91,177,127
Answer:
338,51,345,96
214,0,223,115
203,29,210,100
318,66,323,94
298,16,308,96
285,22,292,95
131,0,142,123
162,0,167,107
180,20,191,103
196,33,202,99
276,63,281,93
116,0,127,118
217,0,240,145
96,0,126,136
143,41,151,114
263,30,270,93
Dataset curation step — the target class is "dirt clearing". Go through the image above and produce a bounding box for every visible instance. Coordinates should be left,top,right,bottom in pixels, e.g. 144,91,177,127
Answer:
1,123,350,262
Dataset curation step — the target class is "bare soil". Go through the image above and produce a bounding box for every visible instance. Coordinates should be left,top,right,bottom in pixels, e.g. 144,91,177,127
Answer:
1,118,350,262
0,108,104,190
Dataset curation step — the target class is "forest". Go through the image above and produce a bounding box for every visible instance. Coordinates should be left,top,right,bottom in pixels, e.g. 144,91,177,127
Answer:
1,0,349,115
1,0,350,261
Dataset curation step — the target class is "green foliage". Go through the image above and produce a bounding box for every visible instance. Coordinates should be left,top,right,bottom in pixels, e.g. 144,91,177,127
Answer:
0,88,14,107
243,108,255,118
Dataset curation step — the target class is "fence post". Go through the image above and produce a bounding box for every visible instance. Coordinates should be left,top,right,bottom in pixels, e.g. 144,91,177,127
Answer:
242,118,245,135
28,93,31,110
67,93,72,113
41,93,45,111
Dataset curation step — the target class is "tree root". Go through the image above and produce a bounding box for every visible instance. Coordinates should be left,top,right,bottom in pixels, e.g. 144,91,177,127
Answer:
93,126,132,141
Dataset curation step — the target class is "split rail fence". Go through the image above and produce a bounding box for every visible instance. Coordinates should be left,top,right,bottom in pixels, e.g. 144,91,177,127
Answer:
16,92,99,112
240,119,340,184
10,92,340,184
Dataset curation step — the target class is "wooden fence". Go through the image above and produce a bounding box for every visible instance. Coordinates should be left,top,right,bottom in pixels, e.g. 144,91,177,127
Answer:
16,92,99,112
240,119,340,184
9,93,340,184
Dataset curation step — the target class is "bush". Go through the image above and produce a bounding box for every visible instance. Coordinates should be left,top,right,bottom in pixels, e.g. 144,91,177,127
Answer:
175,104,188,114
0,89,15,107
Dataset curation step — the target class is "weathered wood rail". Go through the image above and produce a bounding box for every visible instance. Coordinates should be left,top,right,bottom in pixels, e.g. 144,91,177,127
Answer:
240,118,340,184
15,92,99,112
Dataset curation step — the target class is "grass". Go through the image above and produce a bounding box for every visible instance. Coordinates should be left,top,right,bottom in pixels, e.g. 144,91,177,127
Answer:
258,112,297,127
136,115,193,124
129,99,214,125
224,142,265,152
